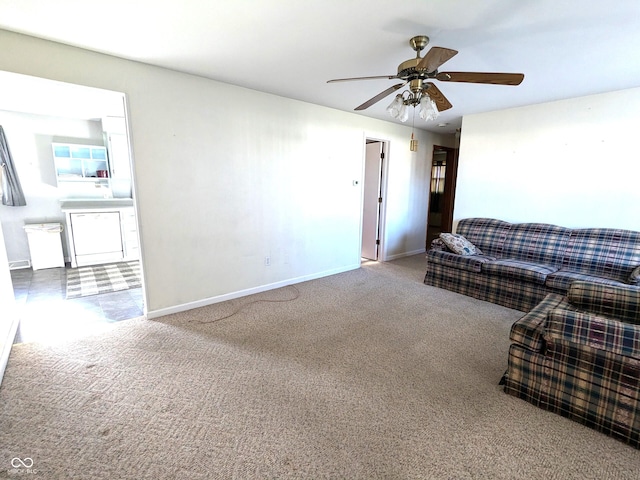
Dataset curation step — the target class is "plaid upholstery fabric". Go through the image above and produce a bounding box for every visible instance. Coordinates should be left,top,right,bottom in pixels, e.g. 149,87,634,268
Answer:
510,294,570,352
482,259,558,285
505,344,640,448
505,285,640,448
425,219,640,313
429,237,448,252
545,270,628,291
425,262,552,312
424,262,489,302
561,228,640,283
505,345,546,405
455,218,512,258
427,249,495,273
546,309,640,358
500,223,570,266
567,281,640,325
481,275,553,312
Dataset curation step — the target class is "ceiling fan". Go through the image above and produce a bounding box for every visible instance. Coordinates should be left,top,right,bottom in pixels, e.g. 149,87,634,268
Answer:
327,35,524,116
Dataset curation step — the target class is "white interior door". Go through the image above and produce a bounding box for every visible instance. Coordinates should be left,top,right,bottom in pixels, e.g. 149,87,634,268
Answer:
362,142,383,260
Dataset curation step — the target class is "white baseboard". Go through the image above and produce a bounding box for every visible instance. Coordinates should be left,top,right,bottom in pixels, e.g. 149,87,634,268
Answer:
383,248,426,261
8,259,31,270
146,263,361,320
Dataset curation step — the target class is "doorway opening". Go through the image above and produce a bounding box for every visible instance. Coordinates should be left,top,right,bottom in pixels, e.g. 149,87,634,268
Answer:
0,71,145,345
426,145,459,248
361,138,388,262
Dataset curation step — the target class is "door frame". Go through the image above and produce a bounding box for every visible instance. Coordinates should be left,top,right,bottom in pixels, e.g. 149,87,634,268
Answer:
426,145,459,247
0,221,19,385
361,136,390,262
0,73,146,382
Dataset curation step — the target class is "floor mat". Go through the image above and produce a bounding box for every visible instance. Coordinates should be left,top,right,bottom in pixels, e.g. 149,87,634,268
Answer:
66,261,141,299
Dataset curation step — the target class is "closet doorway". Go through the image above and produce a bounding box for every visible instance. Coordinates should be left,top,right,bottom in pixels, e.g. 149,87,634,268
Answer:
426,145,459,248
361,139,388,261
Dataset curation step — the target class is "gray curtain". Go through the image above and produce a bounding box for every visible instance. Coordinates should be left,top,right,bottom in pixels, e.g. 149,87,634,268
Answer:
0,125,26,206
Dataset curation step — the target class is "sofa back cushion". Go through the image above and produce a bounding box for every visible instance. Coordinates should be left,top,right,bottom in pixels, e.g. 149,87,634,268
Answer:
561,229,640,283
455,218,512,258
500,223,571,267
567,281,640,325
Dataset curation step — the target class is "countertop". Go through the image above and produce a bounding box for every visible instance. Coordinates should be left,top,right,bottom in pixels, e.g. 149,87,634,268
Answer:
60,198,134,211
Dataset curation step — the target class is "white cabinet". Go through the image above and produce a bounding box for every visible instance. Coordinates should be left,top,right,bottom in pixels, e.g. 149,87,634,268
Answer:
53,143,109,182
120,208,139,262
53,143,112,199
102,116,133,199
62,204,139,268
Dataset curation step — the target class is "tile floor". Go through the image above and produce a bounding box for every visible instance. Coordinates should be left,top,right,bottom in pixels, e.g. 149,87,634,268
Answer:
10,265,144,345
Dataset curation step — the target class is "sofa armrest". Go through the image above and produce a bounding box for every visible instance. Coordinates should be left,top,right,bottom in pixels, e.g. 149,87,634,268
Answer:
545,308,640,359
567,281,640,325
510,293,569,352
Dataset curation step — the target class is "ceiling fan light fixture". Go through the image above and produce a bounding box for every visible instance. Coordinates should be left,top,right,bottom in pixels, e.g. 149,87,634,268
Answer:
398,103,409,122
418,94,439,121
386,94,403,118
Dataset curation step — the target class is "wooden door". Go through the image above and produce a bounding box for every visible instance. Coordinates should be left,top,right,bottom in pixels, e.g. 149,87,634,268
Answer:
426,145,459,248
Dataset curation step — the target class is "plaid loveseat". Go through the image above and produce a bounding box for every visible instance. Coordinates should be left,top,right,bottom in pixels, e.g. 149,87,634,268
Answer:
504,281,640,448
424,218,640,312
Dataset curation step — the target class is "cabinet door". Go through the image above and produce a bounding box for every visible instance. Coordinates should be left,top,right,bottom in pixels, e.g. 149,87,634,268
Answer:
107,134,131,180
107,133,132,198
71,212,123,255
120,208,139,261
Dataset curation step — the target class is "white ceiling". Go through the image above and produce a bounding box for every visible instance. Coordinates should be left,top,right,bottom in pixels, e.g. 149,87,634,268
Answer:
1,0,640,133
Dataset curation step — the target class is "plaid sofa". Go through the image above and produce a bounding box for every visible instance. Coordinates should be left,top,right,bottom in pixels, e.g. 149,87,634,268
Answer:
504,281,640,448
424,218,640,312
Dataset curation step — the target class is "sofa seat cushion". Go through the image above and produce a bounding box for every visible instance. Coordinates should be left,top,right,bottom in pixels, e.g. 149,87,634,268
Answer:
545,270,628,291
482,259,558,285
510,293,571,352
427,249,496,273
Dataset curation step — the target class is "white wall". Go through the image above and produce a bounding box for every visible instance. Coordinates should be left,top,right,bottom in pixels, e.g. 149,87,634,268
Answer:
0,111,103,264
0,30,445,317
454,88,640,230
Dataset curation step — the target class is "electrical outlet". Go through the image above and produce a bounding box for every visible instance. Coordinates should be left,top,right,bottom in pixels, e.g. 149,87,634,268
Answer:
264,256,271,266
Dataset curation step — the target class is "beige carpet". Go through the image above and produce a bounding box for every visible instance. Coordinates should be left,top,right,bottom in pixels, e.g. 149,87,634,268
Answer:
1,255,638,479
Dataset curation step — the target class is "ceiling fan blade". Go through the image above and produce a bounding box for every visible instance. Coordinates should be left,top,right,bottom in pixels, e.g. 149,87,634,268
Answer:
355,83,406,110
436,71,524,85
327,75,398,83
424,83,453,112
417,47,458,72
